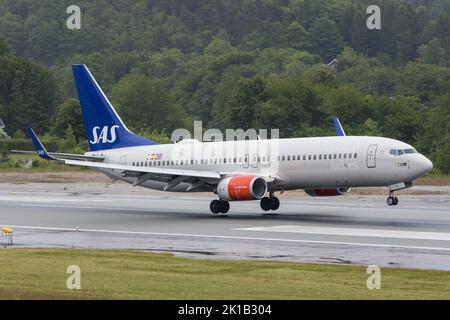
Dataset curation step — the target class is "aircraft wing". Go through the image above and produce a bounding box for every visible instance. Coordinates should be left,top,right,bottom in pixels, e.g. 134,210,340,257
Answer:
64,159,220,180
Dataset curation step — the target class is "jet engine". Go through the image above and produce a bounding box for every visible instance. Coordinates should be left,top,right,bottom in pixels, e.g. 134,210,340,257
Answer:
304,187,351,197
217,175,268,201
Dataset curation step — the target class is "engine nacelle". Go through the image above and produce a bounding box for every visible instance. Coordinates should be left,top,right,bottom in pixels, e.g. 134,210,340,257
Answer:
304,187,351,197
217,175,268,201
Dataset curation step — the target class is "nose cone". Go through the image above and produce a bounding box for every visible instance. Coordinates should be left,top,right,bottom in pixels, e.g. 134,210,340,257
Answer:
417,155,433,176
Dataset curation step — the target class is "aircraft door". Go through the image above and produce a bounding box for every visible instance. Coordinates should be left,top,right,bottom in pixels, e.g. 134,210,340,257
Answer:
366,145,377,168
250,153,259,168
243,154,249,168
119,155,127,165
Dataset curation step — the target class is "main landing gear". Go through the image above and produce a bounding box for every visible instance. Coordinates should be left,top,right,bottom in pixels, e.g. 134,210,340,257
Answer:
210,199,230,214
260,193,280,211
387,192,399,206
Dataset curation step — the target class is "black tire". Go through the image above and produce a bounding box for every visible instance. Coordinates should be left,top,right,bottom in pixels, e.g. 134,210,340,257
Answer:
210,200,221,214
220,200,230,213
393,197,399,206
270,197,280,210
387,196,394,206
260,197,271,211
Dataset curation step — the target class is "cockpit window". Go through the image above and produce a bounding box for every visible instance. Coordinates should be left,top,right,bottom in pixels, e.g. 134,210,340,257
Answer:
390,148,417,156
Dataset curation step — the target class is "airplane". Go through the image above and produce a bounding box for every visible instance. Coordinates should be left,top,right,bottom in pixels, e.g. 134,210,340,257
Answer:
12,64,433,214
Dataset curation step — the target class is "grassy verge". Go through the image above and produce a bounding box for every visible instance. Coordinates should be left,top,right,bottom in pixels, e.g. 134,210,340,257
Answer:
0,249,449,299
0,154,87,172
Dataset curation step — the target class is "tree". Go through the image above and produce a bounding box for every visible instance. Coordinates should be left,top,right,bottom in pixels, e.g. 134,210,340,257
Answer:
51,99,85,141
222,78,267,130
0,58,58,135
111,74,190,133
309,17,344,62
418,38,446,66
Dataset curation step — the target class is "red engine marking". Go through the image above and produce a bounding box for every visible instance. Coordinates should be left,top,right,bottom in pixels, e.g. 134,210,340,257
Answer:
227,175,256,200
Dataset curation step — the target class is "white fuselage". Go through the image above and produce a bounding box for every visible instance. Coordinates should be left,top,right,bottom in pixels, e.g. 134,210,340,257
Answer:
86,136,432,192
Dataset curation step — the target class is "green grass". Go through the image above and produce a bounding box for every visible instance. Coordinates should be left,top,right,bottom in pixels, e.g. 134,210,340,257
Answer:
0,248,449,299
0,154,87,172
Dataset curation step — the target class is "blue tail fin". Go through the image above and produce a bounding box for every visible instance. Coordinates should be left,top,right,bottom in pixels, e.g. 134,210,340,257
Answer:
27,128,57,160
72,64,159,151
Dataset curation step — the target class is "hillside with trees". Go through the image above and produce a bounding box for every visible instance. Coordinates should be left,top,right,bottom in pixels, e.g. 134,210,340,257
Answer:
0,0,449,173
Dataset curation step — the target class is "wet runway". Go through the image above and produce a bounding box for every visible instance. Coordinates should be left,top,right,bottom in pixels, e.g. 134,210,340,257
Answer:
1,183,449,270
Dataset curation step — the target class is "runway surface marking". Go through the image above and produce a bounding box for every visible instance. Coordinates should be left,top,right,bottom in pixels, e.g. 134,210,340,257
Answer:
235,225,450,241
3,224,450,252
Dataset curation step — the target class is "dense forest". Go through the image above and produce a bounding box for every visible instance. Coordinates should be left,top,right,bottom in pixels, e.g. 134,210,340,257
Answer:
0,0,449,173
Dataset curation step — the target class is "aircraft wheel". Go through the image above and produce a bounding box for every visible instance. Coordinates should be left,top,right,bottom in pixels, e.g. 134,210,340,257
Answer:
270,197,280,210
260,197,271,211
393,197,399,206
387,196,395,206
210,200,221,214
220,200,230,213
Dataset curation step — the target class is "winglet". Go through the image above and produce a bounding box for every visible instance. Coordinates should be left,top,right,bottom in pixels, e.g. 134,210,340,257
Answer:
27,128,58,160
332,116,346,136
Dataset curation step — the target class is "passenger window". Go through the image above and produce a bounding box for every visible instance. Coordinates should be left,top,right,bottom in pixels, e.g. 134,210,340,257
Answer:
348,153,352,159
343,154,347,159
308,155,311,160
334,154,337,159
303,155,306,160
319,155,322,160
354,153,357,158
313,155,316,160
287,156,290,161
324,155,327,160
234,158,237,163
338,154,342,159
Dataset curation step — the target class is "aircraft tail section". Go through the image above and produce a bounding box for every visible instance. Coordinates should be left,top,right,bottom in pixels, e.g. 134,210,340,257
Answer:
72,64,159,151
